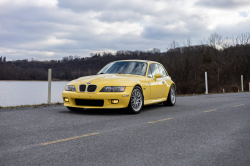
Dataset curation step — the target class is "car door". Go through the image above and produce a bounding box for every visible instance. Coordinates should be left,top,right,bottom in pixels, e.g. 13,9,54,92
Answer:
147,63,167,99
157,64,171,97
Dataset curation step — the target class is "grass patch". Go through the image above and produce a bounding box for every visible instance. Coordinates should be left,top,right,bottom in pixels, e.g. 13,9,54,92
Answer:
0,102,63,109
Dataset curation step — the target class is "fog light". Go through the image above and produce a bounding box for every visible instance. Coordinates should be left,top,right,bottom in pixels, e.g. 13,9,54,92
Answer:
64,98,69,102
111,99,119,104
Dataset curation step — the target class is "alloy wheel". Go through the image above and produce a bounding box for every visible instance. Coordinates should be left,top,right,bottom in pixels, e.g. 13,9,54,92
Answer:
170,86,176,104
131,89,143,112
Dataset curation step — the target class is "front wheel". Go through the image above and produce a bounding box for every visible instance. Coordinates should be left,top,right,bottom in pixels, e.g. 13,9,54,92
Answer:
163,85,176,106
126,86,144,114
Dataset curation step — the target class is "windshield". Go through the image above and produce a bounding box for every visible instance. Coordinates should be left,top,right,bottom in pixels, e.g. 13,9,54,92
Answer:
98,61,147,76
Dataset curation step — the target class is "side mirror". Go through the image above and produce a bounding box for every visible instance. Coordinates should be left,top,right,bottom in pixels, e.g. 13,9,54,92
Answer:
154,73,162,80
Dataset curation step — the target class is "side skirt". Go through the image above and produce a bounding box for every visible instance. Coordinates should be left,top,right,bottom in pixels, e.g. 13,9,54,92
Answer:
144,98,167,105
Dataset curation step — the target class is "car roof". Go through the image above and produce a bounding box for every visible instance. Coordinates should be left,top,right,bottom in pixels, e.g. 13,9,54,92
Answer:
113,59,159,64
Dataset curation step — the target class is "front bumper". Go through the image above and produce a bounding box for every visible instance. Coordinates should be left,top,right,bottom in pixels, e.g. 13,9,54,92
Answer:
62,87,133,109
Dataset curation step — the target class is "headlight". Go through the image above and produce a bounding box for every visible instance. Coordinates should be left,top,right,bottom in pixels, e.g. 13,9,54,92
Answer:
65,85,76,91
100,86,126,92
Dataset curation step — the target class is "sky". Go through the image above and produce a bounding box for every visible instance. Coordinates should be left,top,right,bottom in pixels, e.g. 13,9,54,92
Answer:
0,0,250,61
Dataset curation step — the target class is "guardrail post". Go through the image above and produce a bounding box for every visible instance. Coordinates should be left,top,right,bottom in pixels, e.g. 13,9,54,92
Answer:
48,69,52,104
241,75,243,92
205,72,208,94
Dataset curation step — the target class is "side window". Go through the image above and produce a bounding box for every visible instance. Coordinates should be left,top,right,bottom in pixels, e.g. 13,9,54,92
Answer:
157,64,167,77
149,63,160,78
147,66,152,78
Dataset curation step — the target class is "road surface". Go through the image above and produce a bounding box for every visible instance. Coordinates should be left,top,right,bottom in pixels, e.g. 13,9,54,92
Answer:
1,92,250,165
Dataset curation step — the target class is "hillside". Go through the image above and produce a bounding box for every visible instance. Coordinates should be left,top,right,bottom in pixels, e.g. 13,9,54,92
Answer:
1,44,249,94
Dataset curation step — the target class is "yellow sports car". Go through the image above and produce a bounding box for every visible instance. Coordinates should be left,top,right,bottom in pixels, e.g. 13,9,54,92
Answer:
62,60,176,114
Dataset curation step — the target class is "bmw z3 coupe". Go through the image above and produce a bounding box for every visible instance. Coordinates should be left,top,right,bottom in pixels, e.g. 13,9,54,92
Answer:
62,60,176,114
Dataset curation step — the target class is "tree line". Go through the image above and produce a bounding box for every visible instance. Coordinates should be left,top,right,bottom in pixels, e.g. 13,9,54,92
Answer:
0,33,250,94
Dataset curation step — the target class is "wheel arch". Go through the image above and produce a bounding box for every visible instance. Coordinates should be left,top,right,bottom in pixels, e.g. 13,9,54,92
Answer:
134,84,143,90
164,81,176,98
134,84,144,98
172,82,176,90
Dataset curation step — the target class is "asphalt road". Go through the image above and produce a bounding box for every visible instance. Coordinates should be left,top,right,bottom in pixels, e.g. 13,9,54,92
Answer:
1,92,250,166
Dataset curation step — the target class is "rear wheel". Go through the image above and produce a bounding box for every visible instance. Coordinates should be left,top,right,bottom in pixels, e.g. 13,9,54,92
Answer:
66,107,83,112
126,86,144,114
163,84,176,106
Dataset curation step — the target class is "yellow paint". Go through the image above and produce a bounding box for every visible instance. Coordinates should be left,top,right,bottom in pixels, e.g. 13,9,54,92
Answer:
62,60,176,109
154,73,162,80
38,133,100,146
233,104,244,107
144,97,167,105
149,78,166,98
147,118,173,124
203,109,217,113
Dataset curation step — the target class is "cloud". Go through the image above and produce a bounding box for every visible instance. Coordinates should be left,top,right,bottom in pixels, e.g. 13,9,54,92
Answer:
0,0,58,7
195,0,250,9
96,10,144,23
57,0,168,14
0,0,250,61
239,11,248,17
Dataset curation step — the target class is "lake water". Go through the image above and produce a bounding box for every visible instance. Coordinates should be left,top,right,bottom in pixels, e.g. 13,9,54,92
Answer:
0,81,69,107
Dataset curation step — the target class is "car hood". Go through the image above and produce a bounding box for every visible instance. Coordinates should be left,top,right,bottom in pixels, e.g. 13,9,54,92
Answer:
69,74,144,86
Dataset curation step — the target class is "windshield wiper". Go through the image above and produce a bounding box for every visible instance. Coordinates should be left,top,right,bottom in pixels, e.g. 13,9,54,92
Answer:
99,73,105,74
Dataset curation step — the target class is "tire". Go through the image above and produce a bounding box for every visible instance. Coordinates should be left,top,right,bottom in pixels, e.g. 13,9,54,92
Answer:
67,106,83,112
163,84,176,106
126,86,144,114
